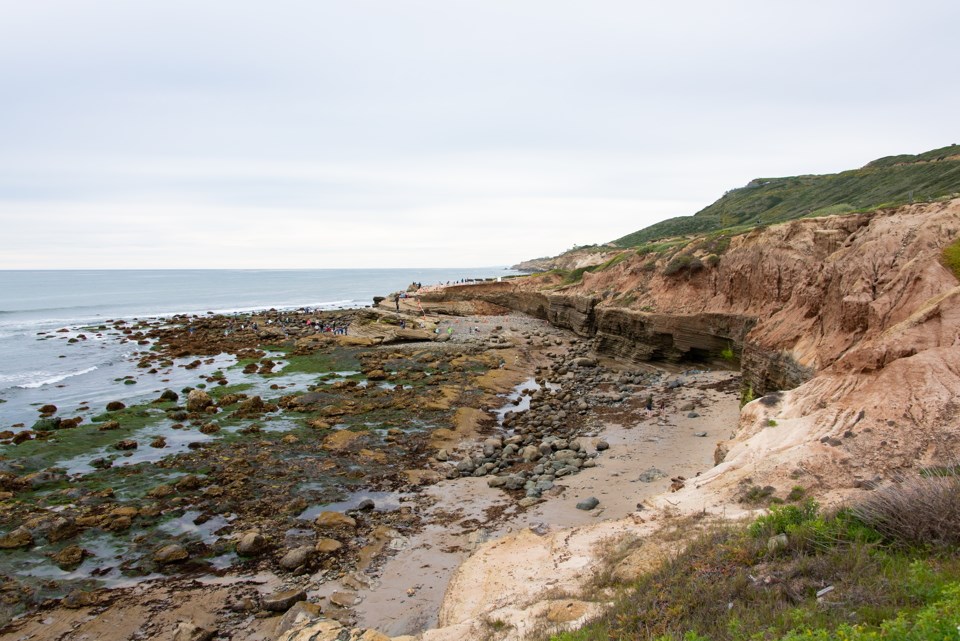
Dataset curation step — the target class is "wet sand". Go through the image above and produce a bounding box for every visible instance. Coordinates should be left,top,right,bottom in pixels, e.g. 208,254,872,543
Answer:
348,369,740,636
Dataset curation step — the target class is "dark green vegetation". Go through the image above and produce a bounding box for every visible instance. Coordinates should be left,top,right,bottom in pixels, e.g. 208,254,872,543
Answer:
942,237,960,280
613,145,960,247
553,475,960,641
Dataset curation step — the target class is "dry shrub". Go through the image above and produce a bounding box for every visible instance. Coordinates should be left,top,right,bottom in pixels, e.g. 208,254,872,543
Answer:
853,474,960,549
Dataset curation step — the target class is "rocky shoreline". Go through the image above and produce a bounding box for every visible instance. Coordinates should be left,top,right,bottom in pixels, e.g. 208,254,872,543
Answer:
0,291,738,641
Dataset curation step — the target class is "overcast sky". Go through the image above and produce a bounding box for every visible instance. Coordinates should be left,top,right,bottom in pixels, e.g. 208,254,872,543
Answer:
1,1,957,269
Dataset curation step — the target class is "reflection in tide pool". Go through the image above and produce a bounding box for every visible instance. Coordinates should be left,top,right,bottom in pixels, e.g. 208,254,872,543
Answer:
158,510,234,544
297,490,407,521
58,421,216,475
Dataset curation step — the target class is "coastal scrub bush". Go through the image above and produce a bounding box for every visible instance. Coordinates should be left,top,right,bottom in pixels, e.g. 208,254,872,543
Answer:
664,254,693,276
941,237,960,280
853,474,960,549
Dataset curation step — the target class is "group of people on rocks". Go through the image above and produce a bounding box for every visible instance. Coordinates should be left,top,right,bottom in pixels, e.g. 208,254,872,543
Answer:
305,318,347,335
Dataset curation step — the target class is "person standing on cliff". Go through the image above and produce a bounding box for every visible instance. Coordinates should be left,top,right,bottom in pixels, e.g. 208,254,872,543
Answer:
395,295,400,312
645,394,654,411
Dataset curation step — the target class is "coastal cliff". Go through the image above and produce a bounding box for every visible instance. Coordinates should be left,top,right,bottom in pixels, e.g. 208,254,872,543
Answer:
422,198,960,495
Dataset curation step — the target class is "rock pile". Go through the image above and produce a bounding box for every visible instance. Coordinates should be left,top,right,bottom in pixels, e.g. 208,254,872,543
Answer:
445,338,661,501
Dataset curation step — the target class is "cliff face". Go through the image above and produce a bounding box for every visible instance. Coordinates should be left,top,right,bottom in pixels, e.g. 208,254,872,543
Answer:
510,248,618,273
426,199,960,494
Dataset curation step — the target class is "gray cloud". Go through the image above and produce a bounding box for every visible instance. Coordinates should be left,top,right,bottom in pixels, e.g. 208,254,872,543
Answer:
1,0,957,268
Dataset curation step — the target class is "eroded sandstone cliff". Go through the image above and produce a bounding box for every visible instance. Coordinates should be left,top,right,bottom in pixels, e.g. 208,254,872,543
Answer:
425,199,960,495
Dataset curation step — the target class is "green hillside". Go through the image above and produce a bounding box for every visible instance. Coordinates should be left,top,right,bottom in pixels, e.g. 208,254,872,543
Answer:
612,145,960,247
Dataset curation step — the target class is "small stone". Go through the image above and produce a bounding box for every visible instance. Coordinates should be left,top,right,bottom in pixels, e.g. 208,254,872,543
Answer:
106,401,126,411
694,431,708,437
150,436,167,448
576,497,600,511
114,439,137,451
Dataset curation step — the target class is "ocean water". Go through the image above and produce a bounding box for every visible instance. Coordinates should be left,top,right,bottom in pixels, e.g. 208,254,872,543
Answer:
0,268,515,427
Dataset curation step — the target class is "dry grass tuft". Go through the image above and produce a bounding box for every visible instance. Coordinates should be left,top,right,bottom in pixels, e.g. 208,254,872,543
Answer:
853,473,960,549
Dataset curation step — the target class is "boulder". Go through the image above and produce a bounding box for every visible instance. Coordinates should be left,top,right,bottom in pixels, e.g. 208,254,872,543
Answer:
61,589,100,609
31,417,62,431
199,422,220,434
0,527,33,549
279,545,315,570
276,601,324,636
46,517,79,542
314,511,356,530
173,622,215,641
154,544,189,564
53,545,89,570
186,389,213,413
262,588,308,612
236,531,267,556
315,538,343,553
576,497,600,511
328,591,359,607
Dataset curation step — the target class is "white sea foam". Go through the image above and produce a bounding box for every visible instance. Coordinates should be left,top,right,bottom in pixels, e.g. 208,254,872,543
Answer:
13,366,99,389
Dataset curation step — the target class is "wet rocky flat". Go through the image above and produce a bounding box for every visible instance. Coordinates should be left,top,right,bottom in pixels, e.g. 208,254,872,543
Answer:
0,306,575,631
0,303,739,640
